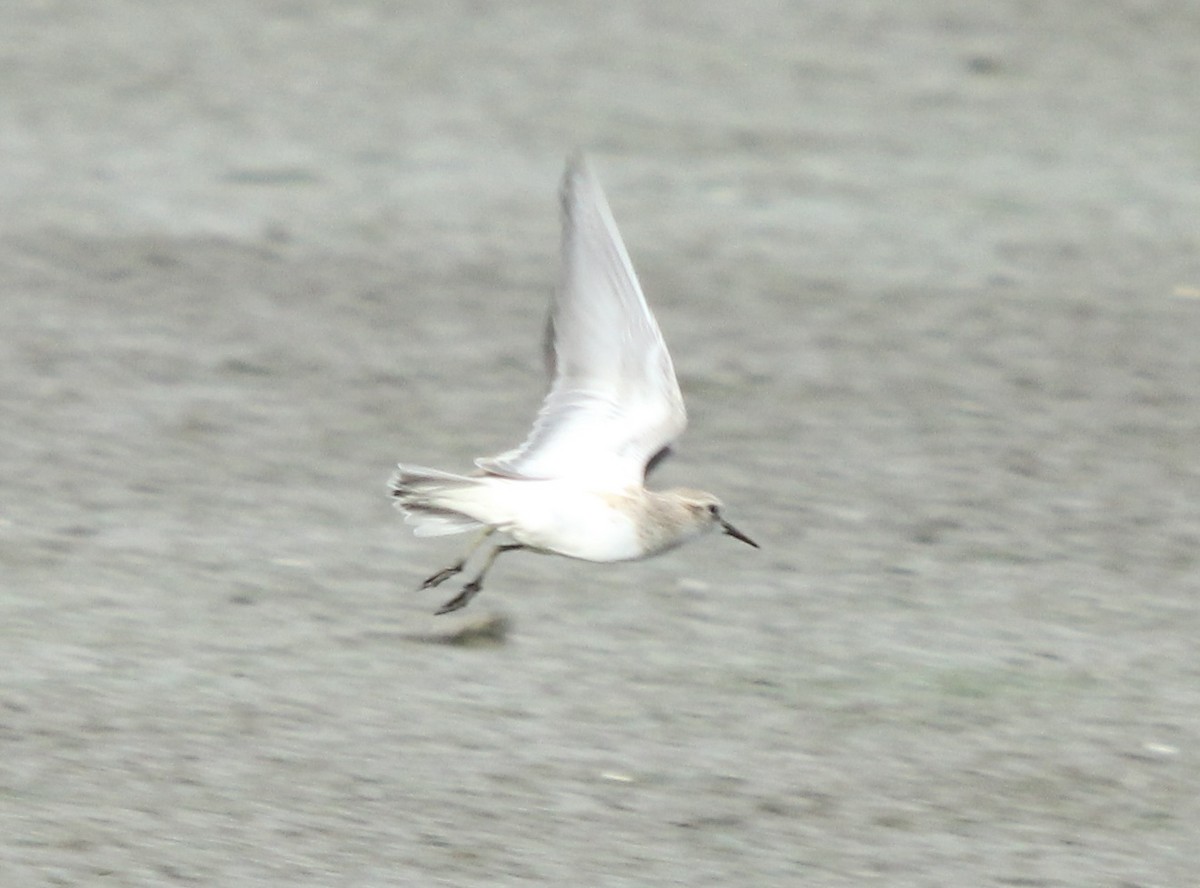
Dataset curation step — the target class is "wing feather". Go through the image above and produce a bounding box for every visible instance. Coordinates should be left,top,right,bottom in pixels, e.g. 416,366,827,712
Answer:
476,156,686,486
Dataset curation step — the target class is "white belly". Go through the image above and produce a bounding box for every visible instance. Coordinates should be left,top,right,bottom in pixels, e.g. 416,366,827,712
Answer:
483,479,644,562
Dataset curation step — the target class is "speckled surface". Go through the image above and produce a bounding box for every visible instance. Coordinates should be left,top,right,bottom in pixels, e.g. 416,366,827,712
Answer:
2,3,1199,885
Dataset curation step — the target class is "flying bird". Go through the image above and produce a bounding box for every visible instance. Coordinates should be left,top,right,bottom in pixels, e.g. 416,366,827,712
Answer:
391,156,757,613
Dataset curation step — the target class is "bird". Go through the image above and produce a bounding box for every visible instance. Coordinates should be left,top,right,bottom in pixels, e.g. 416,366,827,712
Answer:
390,155,758,614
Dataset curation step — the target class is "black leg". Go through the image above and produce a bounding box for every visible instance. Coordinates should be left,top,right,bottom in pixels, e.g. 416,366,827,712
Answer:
436,543,525,615
418,528,494,590
420,561,465,590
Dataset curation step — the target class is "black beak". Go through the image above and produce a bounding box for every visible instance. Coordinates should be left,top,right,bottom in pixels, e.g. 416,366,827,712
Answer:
721,519,759,549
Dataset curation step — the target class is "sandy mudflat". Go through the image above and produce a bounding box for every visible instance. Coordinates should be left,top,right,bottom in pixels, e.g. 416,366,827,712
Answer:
2,3,1199,886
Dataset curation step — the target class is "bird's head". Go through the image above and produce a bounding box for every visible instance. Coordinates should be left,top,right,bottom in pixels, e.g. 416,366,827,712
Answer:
676,491,759,549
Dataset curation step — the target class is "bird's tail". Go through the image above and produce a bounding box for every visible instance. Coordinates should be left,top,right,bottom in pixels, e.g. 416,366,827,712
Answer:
389,465,488,537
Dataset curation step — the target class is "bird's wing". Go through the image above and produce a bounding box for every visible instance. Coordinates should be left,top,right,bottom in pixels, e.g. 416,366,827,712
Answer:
476,156,686,487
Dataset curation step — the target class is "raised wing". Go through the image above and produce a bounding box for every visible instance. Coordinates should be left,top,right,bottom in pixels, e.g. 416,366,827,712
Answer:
476,156,686,487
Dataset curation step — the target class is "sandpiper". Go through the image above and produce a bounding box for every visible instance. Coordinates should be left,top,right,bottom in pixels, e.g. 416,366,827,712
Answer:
391,156,757,614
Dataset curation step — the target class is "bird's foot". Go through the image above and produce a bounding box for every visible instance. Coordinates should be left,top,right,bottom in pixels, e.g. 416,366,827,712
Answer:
420,562,464,590
435,580,482,615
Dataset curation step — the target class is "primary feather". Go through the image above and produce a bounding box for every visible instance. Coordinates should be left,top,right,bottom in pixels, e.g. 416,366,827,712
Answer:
475,156,686,488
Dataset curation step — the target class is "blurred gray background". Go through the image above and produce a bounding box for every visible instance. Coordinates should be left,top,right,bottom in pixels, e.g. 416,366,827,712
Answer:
3,2,1199,885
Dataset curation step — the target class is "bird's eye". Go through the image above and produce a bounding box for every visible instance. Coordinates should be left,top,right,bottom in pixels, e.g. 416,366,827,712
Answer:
707,503,720,517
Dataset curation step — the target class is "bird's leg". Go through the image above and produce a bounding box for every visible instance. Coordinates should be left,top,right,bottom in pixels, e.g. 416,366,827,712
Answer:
419,528,494,590
435,543,526,615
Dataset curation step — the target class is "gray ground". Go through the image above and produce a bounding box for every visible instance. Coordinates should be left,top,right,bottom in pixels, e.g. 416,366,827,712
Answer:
2,2,1199,886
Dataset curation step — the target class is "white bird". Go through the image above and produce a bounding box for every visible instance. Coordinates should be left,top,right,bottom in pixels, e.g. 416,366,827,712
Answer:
391,156,757,614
